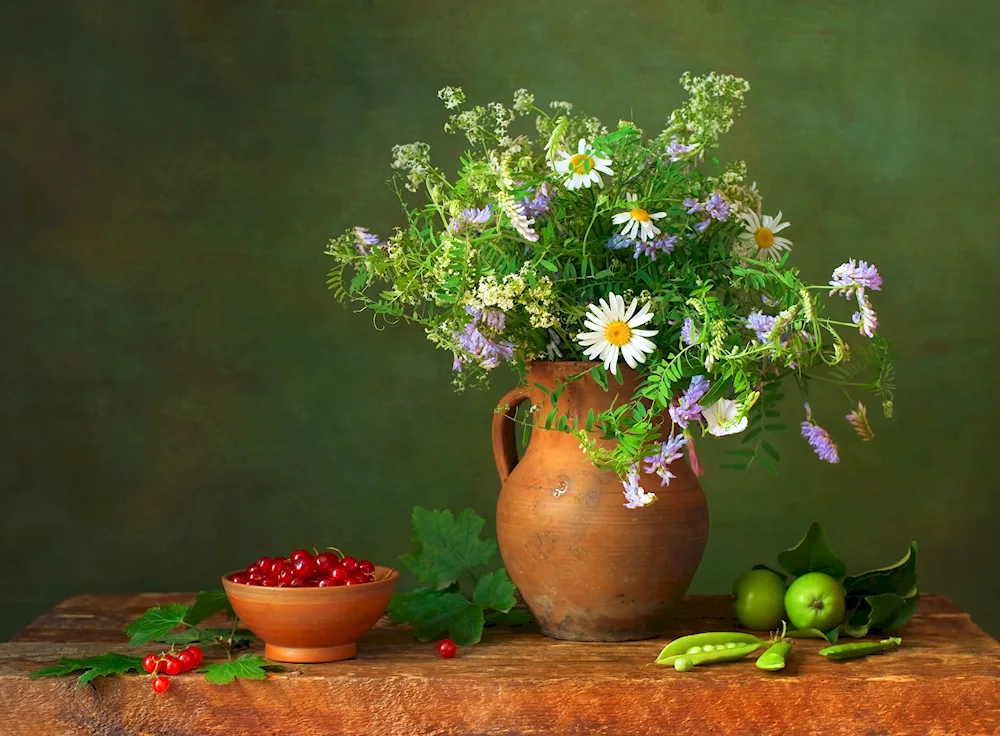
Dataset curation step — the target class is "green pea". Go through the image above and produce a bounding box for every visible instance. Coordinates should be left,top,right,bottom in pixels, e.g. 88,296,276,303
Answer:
725,642,738,649
756,640,793,671
655,632,765,665
674,657,693,672
686,646,703,654
819,637,901,660
701,644,716,652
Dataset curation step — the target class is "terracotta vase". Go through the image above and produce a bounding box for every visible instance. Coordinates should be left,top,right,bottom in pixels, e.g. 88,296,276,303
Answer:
492,361,709,641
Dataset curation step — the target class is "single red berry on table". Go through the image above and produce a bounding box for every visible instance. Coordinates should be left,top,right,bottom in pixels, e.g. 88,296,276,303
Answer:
182,646,203,667
230,573,248,585
290,548,311,562
261,577,277,587
152,675,171,694
292,556,317,579
314,552,337,575
437,639,457,659
141,654,159,674
340,556,358,572
176,650,198,672
162,655,182,676
358,560,375,575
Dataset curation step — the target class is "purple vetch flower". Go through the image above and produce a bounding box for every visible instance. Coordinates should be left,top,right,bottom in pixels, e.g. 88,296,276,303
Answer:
695,218,711,233
633,234,678,261
622,464,657,509
606,234,637,250
666,136,699,162
801,403,840,463
451,307,515,372
450,205,493,234
521,182,554,219
683,197,705,214
642,433,689,487
352,226,384,255
745,311,779,343
669,375,710,429
852,290,878,338
829,259,882,298
704,193,730,221
680,317,700,346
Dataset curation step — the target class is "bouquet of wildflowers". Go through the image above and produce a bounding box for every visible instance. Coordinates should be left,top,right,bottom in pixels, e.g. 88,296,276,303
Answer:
326,73,894,508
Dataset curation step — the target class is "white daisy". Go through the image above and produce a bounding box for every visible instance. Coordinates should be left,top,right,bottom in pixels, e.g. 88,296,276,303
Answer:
553,138,615,190
738,211,792,261
576,292,658,374
702,398,749,437
611,193,667,242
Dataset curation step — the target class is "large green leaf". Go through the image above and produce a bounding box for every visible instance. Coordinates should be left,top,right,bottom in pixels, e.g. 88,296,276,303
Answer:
843,542,918,598
449,605,486,646
399,508,498,586
185,590,235,626
29,653,144,691
472,570,517,613
202,655,283,685
125,603,190,647
777,523,847,579
387,588,473,642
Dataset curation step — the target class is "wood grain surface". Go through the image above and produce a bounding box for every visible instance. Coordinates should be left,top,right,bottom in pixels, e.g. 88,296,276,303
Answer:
1,594,998,735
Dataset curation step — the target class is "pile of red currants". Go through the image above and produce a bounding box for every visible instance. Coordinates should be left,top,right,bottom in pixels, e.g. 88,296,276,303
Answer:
227,549,378,588
142,645,203,693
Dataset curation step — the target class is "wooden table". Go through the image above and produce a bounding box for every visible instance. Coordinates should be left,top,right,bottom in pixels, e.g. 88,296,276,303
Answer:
1,593,998,735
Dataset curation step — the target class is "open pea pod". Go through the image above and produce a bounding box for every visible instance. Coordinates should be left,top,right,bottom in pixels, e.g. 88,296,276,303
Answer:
655,632,766,666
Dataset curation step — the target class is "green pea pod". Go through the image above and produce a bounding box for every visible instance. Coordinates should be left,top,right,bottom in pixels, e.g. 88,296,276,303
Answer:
818,637,901,660
655,632,764,665
756,640,793,671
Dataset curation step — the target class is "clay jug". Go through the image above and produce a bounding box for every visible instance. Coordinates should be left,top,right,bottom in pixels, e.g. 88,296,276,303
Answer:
493,361,709,641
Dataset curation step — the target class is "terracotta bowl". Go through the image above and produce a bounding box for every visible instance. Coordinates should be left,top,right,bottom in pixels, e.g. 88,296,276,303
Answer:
221,566,399,663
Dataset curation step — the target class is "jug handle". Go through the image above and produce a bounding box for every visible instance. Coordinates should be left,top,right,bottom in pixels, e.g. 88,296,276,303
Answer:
492,386,531,484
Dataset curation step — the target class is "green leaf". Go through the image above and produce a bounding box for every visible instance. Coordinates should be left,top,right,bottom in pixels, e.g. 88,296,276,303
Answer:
387,588,473,642
185,590,235,626
539,259,558,272
125,603,190,647
786,628,835,644
757,454,780,475
29,653,144,691
843,542,918,598
585,408,595,431
880,591,919,631
448,604,486,646
472,569,517,613
591,365,609,391
158,628,256,646
398,508,498,586
740,427,763,444
485,608,533,627
202,655,283,685
761,441,780,461
777,523,847,579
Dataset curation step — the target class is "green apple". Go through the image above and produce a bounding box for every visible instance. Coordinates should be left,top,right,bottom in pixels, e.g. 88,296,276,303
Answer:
731,568,787,630
784,571,846,631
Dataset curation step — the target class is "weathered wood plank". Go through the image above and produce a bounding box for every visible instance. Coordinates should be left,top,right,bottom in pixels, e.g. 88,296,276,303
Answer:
1,594,998,736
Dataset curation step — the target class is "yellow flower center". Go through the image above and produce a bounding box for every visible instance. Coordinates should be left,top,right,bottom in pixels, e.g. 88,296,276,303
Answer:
630,207,650,223
754,227,774,249
605,320,632,347
569,153,594,175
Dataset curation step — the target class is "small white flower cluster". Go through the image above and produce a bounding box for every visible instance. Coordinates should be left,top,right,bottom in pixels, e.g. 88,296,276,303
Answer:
437,86,466,110
429,237,462,287
512,88,534,115
523,275,557,329
466,264,556,328
495,189,538,242
662,72,750,148
390,142,434,192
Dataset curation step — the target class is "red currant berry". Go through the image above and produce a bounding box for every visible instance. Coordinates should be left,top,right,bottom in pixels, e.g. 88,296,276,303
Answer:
142,654,159,674
292,556,317,579
182,646,203,667
437,639,457,659
314,552,337,575
290,548,311,562
256,556,274,573
162,655,182,676
317,578,336,587
247,577,264,586
330,565,350,583
351,573,370,585
260,576,277,587
176,650,198,672
300,579,319,587
230,573,248,585
276,569,296,586
245,563,261,577
151,675,170,694
246,570,263,583
344,578,360,586
340,556,358,572
289,578,303,587
270,559,289,577
358,560,375,575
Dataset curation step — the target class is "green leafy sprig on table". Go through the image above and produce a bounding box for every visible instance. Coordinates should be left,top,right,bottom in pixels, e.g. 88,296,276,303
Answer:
388,507,532,645
28,590,281,688
761,522,918,644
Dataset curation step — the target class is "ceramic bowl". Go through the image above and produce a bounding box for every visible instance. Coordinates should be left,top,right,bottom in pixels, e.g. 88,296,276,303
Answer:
222,566,399,663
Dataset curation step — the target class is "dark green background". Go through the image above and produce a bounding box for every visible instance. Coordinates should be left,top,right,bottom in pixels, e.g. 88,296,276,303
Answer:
3,0,998,640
